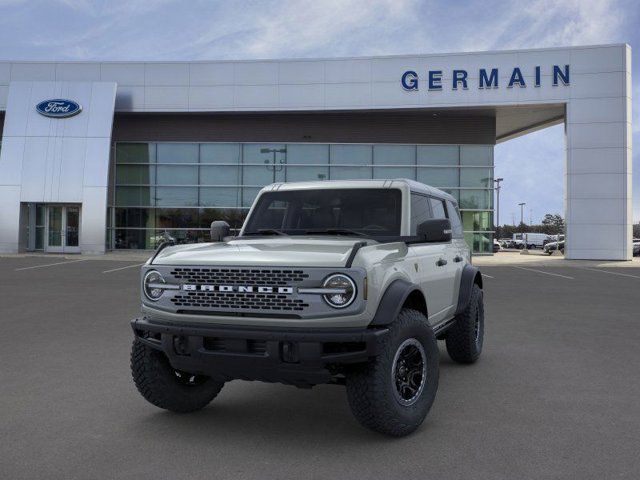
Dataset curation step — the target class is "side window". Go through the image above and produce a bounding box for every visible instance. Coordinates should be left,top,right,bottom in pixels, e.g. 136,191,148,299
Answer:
446,200,464,238
429,197,447,219
410,193,432,235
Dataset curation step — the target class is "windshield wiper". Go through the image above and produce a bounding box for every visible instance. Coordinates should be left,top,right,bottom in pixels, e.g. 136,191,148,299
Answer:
244,229,288,236
305,228,367,237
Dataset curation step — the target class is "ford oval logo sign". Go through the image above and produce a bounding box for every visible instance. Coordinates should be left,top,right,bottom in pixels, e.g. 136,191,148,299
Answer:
36,99,82,118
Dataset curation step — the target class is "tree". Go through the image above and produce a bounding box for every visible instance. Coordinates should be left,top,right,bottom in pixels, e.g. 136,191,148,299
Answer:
633,223,640,239
541,214,565,234
496,215,567,240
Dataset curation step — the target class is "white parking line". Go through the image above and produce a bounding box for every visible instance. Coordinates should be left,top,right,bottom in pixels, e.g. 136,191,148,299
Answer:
512,266,574,280
481,273,495,279
15,259,88,271
578,267,640,279
102,263,145,274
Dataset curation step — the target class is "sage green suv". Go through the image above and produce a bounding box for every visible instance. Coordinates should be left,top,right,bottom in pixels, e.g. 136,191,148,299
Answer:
130,179,484,436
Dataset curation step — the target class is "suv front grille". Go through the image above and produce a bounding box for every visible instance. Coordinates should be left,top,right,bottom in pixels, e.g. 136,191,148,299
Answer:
170,292,309,311
147,265,364,319
170,268,309,286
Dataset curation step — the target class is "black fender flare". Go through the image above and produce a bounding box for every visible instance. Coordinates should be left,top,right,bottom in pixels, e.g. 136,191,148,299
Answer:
455,264,483,316
370,279,425,326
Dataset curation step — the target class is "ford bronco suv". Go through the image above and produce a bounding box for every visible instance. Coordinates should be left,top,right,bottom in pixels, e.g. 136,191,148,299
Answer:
130,179,484,436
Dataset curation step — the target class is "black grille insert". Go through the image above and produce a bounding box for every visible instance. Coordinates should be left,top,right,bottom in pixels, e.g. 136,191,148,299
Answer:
171,291,309,311
170,268,309,286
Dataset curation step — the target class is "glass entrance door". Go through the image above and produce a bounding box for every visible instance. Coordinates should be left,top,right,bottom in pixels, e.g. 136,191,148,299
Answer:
65,206,80,250
46,206,64,253
45,205,81,253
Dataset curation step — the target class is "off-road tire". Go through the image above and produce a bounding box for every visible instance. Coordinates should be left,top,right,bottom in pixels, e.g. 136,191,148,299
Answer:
445,283,484,364
345,309,439,437
131,339,224,413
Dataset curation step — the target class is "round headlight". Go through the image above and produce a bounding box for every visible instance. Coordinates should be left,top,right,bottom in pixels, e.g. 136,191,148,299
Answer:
322,274,356,308
143,270,165,301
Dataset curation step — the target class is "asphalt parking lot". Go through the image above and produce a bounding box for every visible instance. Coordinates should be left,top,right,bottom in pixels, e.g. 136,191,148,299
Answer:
2,255,640,480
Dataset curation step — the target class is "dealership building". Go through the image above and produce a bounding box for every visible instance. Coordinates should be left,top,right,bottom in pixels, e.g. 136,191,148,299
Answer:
0,44,633,259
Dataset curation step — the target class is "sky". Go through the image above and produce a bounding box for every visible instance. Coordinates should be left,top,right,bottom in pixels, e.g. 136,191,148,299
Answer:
0,0,638,225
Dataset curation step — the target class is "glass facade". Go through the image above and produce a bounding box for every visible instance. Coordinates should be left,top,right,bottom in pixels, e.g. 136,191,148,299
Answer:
109,142,494,252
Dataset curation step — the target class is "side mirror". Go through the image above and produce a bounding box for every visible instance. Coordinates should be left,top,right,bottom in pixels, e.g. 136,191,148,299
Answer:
210,220,230,242
417,218,452,243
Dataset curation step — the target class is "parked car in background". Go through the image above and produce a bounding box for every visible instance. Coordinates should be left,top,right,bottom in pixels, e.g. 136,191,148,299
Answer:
633,239,640,257
543,234,565,246
510,234,524,249
493,239,501,253
544,240,565,255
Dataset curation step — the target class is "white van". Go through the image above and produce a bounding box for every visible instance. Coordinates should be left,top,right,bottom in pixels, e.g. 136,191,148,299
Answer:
512,232,552,249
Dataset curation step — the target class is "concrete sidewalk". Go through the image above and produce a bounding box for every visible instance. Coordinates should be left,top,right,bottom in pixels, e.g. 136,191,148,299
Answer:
474,251,640,268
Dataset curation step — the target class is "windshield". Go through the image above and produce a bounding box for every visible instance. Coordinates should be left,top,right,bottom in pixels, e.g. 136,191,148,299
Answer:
243,188,402,238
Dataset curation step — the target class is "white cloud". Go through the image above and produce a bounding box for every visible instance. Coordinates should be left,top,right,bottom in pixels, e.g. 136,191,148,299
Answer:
227,0,423,58
495,0,624,48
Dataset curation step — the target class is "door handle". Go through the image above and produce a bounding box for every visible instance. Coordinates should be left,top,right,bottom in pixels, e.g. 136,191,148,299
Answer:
436,258,447,267
454,255,463,263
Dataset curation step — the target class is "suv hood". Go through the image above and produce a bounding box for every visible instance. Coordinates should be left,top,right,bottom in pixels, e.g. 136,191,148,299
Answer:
151,237,369,267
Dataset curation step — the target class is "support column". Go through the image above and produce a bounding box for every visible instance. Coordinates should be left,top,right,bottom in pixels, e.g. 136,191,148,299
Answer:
564,45,632,260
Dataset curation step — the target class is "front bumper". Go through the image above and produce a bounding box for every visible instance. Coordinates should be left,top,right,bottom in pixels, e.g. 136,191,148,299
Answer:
131,317,389,387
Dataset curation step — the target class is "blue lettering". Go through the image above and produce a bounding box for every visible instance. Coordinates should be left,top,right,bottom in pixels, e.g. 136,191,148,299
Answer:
479,68,498,88
508,67,526,88
553,64,570,85
401,70,419,91
452,70,468,90
399,64,571,91
428,70,442,90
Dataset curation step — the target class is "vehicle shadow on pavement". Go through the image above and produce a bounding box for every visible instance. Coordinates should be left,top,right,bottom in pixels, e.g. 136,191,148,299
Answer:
129,384,396,443
127,347,466,445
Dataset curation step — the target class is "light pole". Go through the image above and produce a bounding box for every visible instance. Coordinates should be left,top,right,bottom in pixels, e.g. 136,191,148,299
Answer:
261,147,287,183
518,202,526,226
494,177,503,229
518,202,527,253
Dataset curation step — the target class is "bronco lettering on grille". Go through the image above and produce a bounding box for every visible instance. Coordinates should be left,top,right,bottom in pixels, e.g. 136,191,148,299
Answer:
182,285,294,294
